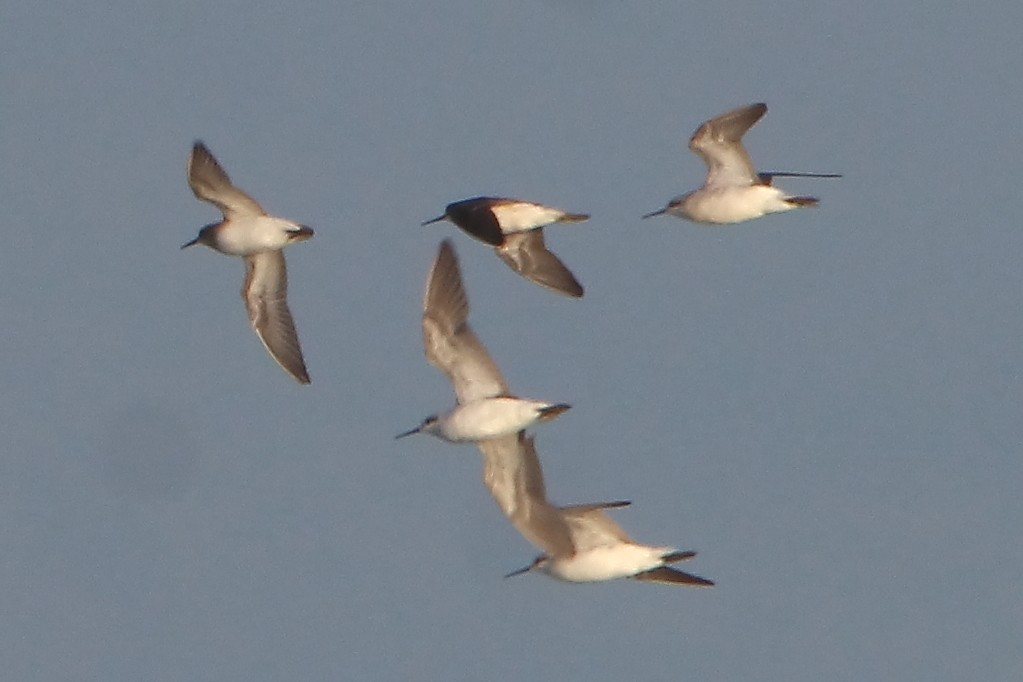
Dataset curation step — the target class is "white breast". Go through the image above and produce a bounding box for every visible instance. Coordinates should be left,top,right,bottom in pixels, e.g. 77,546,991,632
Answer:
215,216,300,255
440,397,547,442
683,185,793,224
490,204,564,233
548,544,668,582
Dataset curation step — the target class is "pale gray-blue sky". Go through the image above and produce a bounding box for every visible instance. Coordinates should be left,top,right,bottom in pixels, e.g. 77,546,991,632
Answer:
1,1,1020,680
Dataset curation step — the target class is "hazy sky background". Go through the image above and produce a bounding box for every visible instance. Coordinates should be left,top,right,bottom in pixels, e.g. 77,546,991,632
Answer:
1,1,1021,680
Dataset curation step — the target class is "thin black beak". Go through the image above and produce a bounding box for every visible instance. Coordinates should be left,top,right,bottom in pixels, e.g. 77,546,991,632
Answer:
641,207,667,219
394,426,421,440
503,564,533,579
421,214,447,226
180,236,201,249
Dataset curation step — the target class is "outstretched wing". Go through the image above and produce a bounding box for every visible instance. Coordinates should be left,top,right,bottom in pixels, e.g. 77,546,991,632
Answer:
479,433,575,557
188,142,266,219
689,103,767,189
242,251,310,384
422,240,507,403
495,231,584,298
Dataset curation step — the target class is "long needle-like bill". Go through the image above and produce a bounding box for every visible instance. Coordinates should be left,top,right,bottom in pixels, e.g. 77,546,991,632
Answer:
503,563,535,579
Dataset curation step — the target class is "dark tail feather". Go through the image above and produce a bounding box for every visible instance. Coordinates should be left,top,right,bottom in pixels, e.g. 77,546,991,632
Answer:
558,212,590,223
661,550,698,564
537,403,571,421
785,196,819,208
632,566,715,587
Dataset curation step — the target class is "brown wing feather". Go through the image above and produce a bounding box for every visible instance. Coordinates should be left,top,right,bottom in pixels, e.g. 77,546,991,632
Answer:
188,142,266,219
242,252,310,384
688,103,767,189
478,433,575,557
495,231,584,298
422,240,507,403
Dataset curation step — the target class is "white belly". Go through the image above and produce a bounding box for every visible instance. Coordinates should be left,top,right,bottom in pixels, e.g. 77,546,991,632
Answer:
440,397,548,442
683,185,794,224
490,204,564,233
214,216,299,255
547,544,670,582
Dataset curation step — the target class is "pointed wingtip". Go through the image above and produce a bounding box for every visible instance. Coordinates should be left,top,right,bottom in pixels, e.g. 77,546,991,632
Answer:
262,345,311,386
546,280,583,299
190,141,215,164
559,278,584,298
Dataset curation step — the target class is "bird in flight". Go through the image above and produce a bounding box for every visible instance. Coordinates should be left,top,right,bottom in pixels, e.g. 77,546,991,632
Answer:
643,102,840,224
182,141,313,384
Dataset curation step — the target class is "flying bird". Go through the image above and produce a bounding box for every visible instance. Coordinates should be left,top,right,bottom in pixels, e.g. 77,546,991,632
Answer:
182,141,313,384
643,102,840,224
487,433,713,586
396,240,571,443
402,242,710,585
423,197,586,298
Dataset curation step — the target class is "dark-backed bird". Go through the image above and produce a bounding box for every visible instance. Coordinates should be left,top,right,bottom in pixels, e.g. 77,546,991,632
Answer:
423,196,587,298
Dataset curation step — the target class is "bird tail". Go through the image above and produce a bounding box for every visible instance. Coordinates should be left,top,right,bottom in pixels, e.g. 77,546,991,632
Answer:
661,550,698,564
537,403,572,421
557,212,590,223
632,566,715,587
287,225,315,242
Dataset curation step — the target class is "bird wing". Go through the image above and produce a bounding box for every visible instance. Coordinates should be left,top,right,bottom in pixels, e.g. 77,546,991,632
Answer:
188,142,266,219
558,502,637,551
479,433,575,557
495,231,584,298
688,102,767,189
422,240,507,403
242,251,310,384
422,240,508,403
